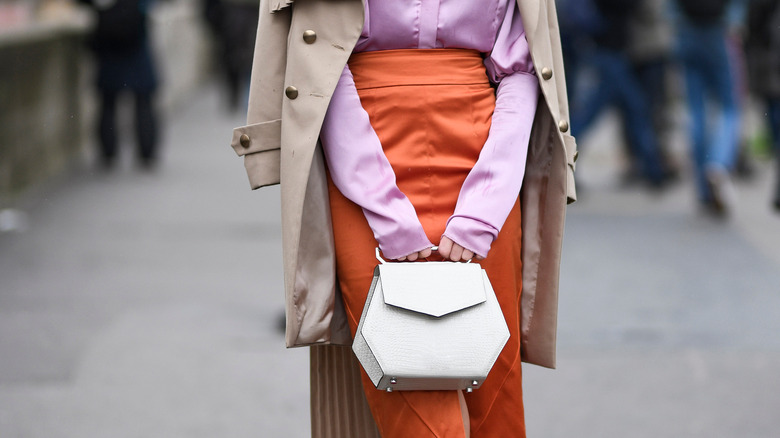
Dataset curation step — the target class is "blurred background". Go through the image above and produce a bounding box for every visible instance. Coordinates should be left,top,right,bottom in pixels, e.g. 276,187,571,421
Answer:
0,0,778,436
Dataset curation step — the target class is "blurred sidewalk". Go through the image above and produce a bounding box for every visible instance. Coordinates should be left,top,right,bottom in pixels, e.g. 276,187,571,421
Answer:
1,85,779,437
0,84,309,437
525,111,780,437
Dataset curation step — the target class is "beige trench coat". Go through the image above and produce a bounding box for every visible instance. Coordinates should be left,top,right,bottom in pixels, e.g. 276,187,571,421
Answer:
230,0,577,436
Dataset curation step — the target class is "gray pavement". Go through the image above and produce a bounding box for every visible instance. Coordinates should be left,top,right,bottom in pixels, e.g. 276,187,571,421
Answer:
1,85,779,437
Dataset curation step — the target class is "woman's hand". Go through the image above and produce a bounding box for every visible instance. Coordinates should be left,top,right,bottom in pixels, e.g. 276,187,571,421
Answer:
396,247,433,262
438,236,484,262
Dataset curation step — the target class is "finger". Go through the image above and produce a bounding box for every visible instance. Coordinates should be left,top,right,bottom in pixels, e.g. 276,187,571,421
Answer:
397,255,407,261
419,247,433,259
406,252,419,261
461,249,474,261
438,238,452,259
449,244,464,262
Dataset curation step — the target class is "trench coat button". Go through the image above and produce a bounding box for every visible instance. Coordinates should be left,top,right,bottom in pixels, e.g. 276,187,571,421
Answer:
558,120,569,133
303,30,317,44
573,150,579,162
541,67,553,80
239,134,250,148
285,86,299,99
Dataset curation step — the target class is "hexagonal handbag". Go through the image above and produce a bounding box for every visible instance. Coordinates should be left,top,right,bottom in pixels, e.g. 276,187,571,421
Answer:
352,249,510,392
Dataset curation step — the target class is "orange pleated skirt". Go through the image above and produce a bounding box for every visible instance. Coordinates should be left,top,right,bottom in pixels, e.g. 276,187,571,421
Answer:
327,49,526,438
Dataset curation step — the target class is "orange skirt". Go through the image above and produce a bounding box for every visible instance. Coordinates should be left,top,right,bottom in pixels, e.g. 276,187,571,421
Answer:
327,49,525,438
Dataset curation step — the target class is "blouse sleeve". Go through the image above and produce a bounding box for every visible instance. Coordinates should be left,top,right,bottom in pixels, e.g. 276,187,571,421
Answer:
442,1,539,258
319,65,434,260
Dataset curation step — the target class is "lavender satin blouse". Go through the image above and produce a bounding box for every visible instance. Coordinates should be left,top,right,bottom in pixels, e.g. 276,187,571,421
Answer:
320,0,539,259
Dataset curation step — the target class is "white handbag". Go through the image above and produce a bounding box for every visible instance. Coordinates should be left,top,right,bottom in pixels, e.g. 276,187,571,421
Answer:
352,248,510,392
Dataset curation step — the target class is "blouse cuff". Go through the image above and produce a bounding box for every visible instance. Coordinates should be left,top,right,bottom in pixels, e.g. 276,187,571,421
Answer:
442,216,498,259
372,215,434,260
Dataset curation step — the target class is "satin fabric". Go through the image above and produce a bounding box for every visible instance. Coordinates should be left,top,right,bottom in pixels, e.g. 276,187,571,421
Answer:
319,0,539,260
356,0,534,82
326,49,526,438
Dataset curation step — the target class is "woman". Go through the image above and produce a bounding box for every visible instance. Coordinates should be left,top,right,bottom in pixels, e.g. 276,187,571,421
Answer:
230,0,576,436
674,0,740,214
79,0,160,168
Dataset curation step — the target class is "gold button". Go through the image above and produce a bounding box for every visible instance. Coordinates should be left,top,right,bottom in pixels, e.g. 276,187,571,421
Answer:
541,67,553,80
558,120,569,133
239,134,250,148
573,150,579,162
285,86,299,99
303,30,317,44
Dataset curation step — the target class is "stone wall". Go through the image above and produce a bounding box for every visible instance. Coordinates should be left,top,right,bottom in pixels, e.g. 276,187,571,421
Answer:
0,21,85,205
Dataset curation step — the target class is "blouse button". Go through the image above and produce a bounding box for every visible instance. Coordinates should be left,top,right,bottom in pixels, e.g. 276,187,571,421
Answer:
558,120,569,133
541,67,553,80
285,86,299,99
303,30,317,44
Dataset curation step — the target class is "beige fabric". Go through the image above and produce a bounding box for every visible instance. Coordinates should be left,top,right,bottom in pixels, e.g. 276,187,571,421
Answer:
310,346,381,438
231,0,576,435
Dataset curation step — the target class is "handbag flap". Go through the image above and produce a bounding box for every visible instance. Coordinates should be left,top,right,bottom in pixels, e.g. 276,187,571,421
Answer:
378,262,486,317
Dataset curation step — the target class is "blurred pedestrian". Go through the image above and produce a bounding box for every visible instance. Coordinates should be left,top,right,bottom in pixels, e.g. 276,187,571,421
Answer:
230,0,576,436
202,0,258,111
725,0,756,179
744,0,780,210
673,0,740,215
79,0,160,169
570,0,668,188
556,0,603,104
628,0,678,182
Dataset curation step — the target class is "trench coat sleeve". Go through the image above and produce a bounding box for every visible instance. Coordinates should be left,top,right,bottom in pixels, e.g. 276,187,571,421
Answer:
231,0,360,348
229,1,290,188
230,3,380,436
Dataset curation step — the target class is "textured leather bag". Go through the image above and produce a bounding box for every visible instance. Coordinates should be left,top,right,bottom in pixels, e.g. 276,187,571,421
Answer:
352,249,510,392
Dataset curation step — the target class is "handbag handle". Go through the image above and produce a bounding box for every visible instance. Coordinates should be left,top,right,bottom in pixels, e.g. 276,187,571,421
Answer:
375,247,472,264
